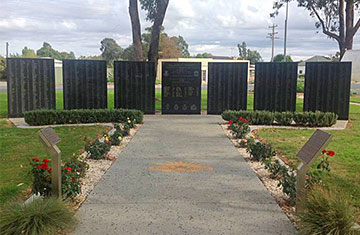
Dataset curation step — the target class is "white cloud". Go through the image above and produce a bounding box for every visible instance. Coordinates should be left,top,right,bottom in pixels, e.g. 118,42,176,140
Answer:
0,0,358,61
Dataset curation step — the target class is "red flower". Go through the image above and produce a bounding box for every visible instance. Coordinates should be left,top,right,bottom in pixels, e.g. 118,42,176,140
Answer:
327,150,335,157
36,165,41,169
48,168,52,173
71,177,75,182
32,158,40,162
40,163,49,170
43,159,50,163
243,119,247,123
228,120,234,125
322,149,327,154
65,167,72,173
238,117,243,121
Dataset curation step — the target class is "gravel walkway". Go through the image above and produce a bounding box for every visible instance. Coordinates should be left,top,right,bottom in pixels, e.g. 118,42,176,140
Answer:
74,115,295,235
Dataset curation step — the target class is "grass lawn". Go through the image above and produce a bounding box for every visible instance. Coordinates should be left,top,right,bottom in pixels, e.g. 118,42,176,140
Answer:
256,104,360,211
0,91,305,117
351,95,360,103
0,119,109,205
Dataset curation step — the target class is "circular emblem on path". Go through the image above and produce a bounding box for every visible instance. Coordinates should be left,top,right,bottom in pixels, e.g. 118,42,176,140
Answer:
148,160,213,173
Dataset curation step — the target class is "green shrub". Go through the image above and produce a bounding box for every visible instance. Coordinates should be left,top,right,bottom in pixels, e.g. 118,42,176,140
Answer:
246,141,276,162
264,159,288,179
297,187,359,235
0,198,76,235
228,117,251,139
24,109,143,126
278,171,297,205
275,111,294,126
85,139,111,160
222,110,338,127
297,81,305,93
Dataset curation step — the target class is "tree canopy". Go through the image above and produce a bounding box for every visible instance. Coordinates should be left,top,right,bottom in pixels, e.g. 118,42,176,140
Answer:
272,0,360,58
100,38,123,65
0,55,6,80
273,54,293,62
36,42,75,60
194,52,213,58
237,42,263,64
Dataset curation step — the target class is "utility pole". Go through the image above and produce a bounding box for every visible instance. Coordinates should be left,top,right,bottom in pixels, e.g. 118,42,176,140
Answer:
267,24,278,62
6,42,9,58
283,0,289,62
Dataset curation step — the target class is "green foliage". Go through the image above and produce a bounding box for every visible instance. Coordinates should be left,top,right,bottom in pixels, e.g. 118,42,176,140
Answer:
0,55,6,81
222,110,338,127
0,198,76,235
139,0,158,22
297,81,305,93
237,42,263,64
246,141,276,162
273,54,293,62
24,109,143,126
64,154,89,178
297,187,359,235
228,117,251,139
85,139,111,160
279,171,297,205
195,52,213,58
30,158,85,199
100,38,123,65
36,42,75,60
274,111,294,125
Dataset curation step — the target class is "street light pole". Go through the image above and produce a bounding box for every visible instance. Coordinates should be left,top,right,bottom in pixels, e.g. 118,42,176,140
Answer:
283,0,289,62
6,42,9,58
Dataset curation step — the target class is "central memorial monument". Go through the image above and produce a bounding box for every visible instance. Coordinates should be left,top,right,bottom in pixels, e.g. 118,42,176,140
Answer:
162,62,201,114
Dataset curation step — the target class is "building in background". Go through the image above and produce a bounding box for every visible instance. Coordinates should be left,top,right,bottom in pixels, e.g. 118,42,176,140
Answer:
157,57,250,85
297,56,332,77
342,50,360,83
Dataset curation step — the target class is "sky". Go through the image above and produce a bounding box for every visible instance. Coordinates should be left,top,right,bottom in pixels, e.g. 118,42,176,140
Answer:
0,0,359,61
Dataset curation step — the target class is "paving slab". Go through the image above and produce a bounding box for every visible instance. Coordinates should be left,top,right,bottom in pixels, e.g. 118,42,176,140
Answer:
74,115,295,235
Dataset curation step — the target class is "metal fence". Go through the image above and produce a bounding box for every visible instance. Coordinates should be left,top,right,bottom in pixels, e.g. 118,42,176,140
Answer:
304,62,352,120
114,61,155,114
7,58,56,117
63,60,107,110
207,62,248,114
254,62,298,112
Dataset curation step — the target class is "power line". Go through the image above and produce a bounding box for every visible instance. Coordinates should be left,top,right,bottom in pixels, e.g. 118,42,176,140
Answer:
267,24,279,62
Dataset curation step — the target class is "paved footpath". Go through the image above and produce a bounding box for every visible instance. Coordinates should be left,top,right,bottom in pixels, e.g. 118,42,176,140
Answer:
74,116,295,235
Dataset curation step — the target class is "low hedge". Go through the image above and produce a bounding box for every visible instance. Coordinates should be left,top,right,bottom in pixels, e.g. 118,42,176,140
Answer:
24,109,143,126
222,110,338,127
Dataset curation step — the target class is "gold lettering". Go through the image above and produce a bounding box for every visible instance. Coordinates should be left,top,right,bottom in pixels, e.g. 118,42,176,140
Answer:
176,87,183,97
163,86,171,98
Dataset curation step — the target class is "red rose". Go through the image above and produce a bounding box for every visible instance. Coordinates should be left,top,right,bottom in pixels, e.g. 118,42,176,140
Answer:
243,119,247,123
322,149,327,154
43,159,50,163
71,177,75,182
41,163,49,170
32,158,40,162
36,165,41,169
65,167,72,173
327,150,335,157
228,120,234,125
48,168,52,173
238,117,243,121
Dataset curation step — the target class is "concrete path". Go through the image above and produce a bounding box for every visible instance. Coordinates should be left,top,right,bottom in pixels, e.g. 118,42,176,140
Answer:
74,116,295,235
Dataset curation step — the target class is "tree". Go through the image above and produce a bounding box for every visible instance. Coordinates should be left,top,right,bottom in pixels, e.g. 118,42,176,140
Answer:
160,36,182,58
237,42,263,64
22,47,38,58
177,36,190,57
272,0,360,59
100,38,123,65
273,54,293,62
36,42,75,60
140,0,170,63
195,52,213,58
78,55,103,60
129,0,143,61
121,45,138,61
0,56,6,80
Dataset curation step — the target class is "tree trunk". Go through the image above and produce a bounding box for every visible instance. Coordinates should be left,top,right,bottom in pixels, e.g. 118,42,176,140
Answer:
148,0,169,72
129,0,143,61
344,0,354,56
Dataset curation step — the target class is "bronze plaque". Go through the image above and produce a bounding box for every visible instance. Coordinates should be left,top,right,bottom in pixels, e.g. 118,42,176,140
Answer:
296,130,332,164
39,128,61,146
